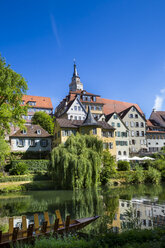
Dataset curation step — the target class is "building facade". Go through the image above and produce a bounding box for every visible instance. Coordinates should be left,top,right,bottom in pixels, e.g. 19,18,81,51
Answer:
119,106,147,154
105,112,129,160
10,125,52,152
54,108,116,157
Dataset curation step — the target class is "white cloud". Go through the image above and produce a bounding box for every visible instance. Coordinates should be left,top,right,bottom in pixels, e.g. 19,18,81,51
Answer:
153,95,164,110
50,14,61,48
160,88,165,94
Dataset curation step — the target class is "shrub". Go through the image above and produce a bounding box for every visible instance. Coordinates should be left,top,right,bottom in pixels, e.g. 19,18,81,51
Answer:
118,161,130,171
11,160,50,173
100,150,117,184
133,165,145,184
9,162,28,175
145,167,161,184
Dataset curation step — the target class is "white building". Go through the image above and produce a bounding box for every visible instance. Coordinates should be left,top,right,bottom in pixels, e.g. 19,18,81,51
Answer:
105,112,129,160
10,125,52,152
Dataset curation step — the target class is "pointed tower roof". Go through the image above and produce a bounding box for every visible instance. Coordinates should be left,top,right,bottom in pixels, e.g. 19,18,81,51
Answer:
82,107,100,126
73,61,79,78
69,60,83,91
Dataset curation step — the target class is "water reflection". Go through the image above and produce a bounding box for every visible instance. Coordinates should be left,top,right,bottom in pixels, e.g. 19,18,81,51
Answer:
0,184,165,233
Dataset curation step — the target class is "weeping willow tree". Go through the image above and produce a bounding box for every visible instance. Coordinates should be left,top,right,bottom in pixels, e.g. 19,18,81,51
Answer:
50,133,103,189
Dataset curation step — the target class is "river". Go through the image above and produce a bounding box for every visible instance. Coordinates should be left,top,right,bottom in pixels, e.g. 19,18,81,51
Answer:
0,184,165,234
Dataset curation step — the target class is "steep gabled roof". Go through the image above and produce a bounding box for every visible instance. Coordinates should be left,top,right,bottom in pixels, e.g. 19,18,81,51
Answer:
22,95,53,109
118,105,146,121
149,111,165,128
105,112,129,130
10,125,52,138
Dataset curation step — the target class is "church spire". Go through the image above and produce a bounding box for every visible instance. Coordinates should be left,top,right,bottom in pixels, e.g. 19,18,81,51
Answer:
69,60,83,92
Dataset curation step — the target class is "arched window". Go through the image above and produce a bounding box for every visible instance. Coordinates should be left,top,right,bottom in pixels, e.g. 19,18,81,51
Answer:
123,151,127,156
118,151,121,155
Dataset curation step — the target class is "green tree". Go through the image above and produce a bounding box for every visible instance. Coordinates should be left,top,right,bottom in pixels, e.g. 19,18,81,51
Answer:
32,111,54,135
100,149,117,184
0,136,10,171
0,54,28,136
50,133,103,189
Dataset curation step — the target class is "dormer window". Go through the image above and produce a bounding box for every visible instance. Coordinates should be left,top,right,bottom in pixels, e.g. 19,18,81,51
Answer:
37,129,41,134
28,101,36,106
22,129,27,134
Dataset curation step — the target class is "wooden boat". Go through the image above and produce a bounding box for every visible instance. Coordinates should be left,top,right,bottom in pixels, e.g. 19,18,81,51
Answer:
0,210,100,247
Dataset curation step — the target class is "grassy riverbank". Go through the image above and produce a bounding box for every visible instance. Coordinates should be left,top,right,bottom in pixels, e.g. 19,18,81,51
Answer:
13,229,165,248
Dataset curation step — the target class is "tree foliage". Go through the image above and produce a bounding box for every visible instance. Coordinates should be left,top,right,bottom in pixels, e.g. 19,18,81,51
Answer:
0,136,10,170
32,111,54,135
50,133,103,189
100,149,117,185
0,54,28,136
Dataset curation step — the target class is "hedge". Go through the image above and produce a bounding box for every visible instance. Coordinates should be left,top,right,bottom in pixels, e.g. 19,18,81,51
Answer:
10,151,50,160
0,173,51,183
11,160,50,173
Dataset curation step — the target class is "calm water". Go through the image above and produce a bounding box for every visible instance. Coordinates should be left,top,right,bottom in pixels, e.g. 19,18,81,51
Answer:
1,184,165,233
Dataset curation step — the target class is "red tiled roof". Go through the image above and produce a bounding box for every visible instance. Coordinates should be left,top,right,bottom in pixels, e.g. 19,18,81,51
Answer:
100,98,143,115
147,120,154,127
22,95,53,109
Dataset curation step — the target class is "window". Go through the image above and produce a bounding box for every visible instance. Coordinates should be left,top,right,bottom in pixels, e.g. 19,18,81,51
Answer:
40,139,48,147
130,121,134,127
117,131,120,137
117,123,120,127
135,122,139,127
77,94,80,100
118,151,121,155
123,151,127,155
87,96,91,102
78,106,81,111
78,116,81,120
74,106,77,111
141,131,144,136
22,129,27,134
141,122,144,127
28,101,36,106
129,114,133,118
132,139,136,145
103,143,107,149
28,139,36,147
111,122,115,127
70,115,73,120
136,131,139,137
113,114,118,119
93,96,96,102
131,131,134,137
93,128,97,135
125,121,129,126
17,139,25,147
109,142,113,149
135,114,138,118
132,107,136,112
74,116,77,120
37,129,41,135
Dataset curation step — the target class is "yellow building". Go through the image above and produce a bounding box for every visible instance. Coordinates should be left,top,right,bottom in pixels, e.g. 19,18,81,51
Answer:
54,108,116,157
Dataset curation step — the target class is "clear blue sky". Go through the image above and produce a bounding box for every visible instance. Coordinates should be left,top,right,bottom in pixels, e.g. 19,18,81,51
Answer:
1,0,165,118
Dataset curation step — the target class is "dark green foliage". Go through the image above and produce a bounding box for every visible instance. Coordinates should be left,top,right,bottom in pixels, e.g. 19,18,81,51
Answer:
50,133,103,189
0,136,10,171
118,161,130,171
0,172,50,183
32,111,54,135
12,229,165,248
10,151,50,160
9,162,28,175
11,160,50,173
100,149,117,184
145,166,161,184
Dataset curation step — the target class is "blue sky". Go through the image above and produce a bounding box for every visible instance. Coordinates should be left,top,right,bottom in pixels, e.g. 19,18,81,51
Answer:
1,0,165,118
